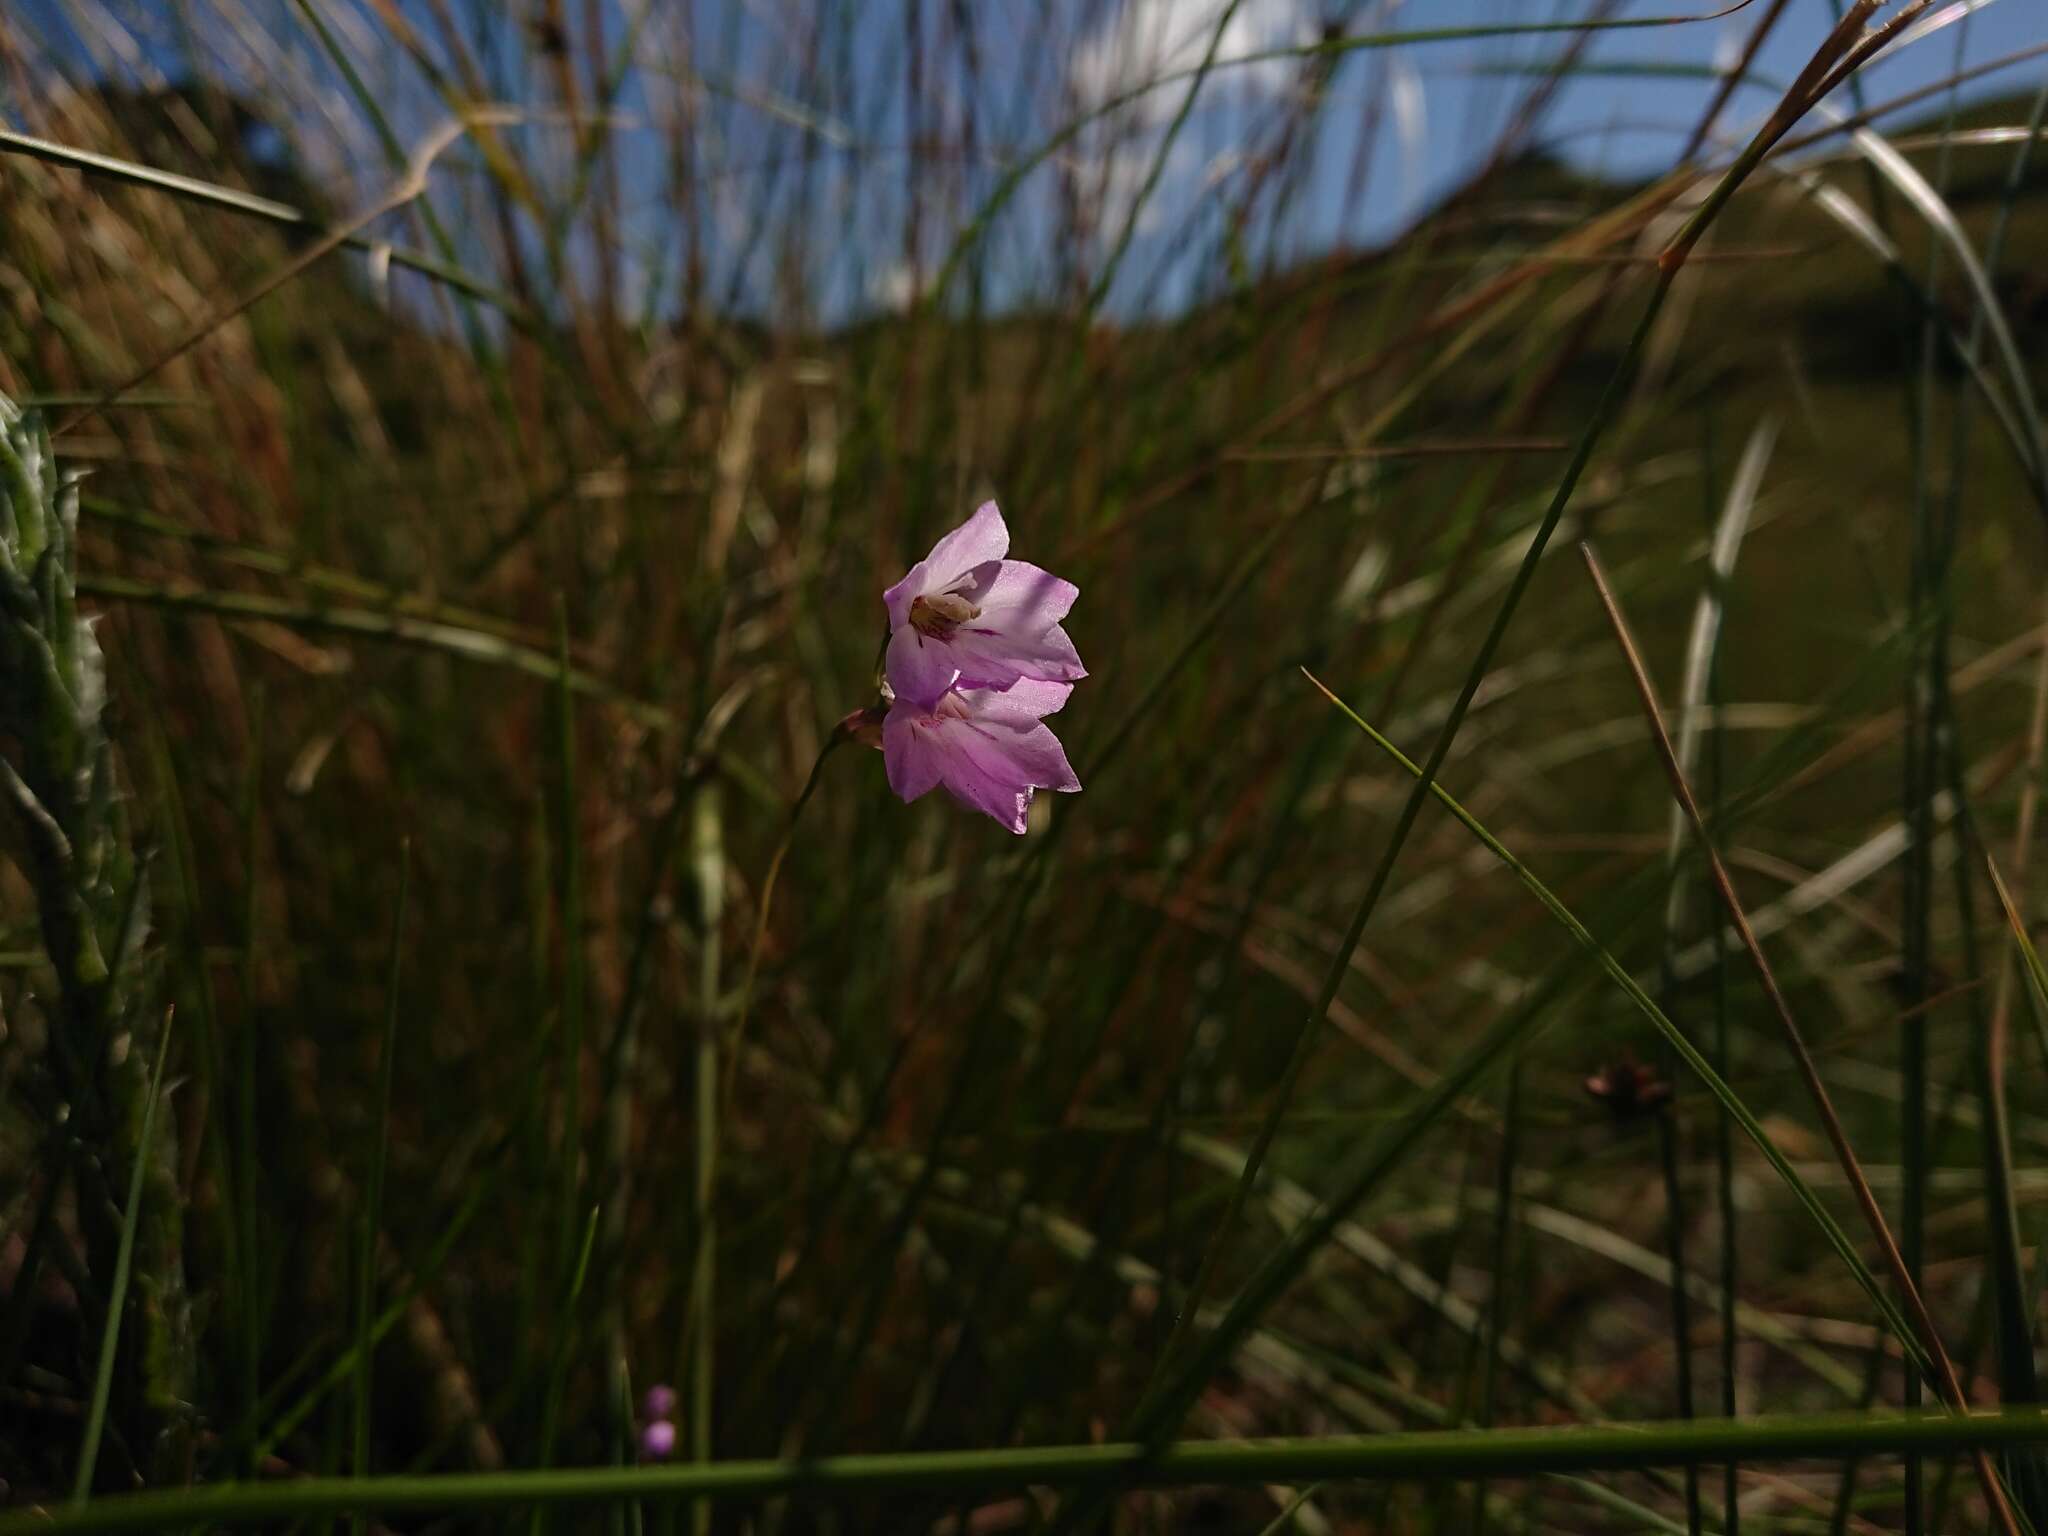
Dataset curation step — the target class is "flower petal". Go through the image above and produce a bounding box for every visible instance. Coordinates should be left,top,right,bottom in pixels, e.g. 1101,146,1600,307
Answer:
971,678,1074,725
881,701,945,802
948,621,1085,691
921,501,1009,589
882,565,926,632
950,699,1080,807
967,560,1079,631
885,624,962,708
939,728,1037,832
986,718,1081,795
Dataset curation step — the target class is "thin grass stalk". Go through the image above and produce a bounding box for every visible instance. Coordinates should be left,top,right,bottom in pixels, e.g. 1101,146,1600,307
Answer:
1945,790,2042,1519
601,783,692,1480
1652,1065,1702,1536
74,575,685,736
1984,860,2048,1052
71,1012,175,1504
688,780,724,1536
923,9,1742,308
725,729,847,1116
1966,69,2048,1042
1470,1054,1522,1535
1127,286,1619,1424
553,602,587,1364
1709,531,1739,1536
246,1085,554,1467
534,1204,603,1534
1927,1281,2001,1534
48,112,503,440
349,846,409,1534
284,0,529,426
1305,670,1921,1356
233,686,264,1464
1577,543,2021,1536
1988,616,2048,1104
1111,37,1903,1448
1641,412,1754,1536
1894,44,1976,1526
1676,398,1751,1533
1945,84,2048,1521
1128,266,1677,1456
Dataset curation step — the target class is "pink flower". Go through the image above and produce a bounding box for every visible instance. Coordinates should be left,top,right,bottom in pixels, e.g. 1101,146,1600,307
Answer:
882,501,1084,708
883,678,1081,834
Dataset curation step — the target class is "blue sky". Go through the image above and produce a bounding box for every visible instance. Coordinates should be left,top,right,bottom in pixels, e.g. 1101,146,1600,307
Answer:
8,1,2043,323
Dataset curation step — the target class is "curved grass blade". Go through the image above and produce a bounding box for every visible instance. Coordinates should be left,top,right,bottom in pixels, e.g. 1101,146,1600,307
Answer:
78,575,675,731
1300,669,1923,1369
1573,547,2020,1534
1985,856,2048,1032
0,128,520,315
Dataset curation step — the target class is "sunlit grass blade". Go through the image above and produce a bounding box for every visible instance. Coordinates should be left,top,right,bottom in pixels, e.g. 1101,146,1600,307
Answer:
1123,269,1681,1468
79,575,680,733
0,127,521,314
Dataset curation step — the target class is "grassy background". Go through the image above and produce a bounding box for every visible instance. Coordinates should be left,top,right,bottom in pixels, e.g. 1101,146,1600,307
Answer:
2,3,2047,1531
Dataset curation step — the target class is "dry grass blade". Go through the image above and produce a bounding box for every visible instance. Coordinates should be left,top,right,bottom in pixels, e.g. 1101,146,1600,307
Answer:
1664,416,1773,940
51,110,514,437
1576,539,2020,1536
1989,608,2048,1074
1985,854,2048,1031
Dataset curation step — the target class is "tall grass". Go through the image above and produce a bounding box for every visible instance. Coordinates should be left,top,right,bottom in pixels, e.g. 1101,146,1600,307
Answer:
1,1,2046,1530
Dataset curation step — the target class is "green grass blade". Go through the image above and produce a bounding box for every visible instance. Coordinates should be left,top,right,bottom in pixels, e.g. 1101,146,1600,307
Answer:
1987,857,2048,1032
351,845,410,1529
1302,670,1926,1372
71,1011,176,1505
20,1410,2048,1535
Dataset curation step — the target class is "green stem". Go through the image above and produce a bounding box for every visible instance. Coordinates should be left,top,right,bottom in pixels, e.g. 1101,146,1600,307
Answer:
20,1411,2048,1536
351,848,409,1532
689,781,725,1536
72,1013,175,1504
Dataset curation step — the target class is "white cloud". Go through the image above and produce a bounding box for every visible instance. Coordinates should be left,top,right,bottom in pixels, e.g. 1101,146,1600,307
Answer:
870,257,923,312
1068,0,1315,121
1065,0,1315,243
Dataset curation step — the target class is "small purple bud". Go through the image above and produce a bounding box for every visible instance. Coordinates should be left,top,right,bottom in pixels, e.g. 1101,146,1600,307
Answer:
836,703,887,751
642,1384,678,1422
640,1419,677,1462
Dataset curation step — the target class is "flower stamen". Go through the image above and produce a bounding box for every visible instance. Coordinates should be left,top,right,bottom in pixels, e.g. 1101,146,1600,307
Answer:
909,590,979,638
